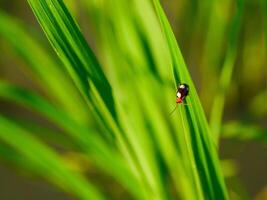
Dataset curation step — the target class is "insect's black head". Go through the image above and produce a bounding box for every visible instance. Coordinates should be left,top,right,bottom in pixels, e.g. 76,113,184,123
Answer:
176,83,189,103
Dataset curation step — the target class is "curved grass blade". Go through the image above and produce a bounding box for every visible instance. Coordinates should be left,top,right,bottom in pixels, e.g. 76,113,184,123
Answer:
222,121,267,143
152,1,228,199
0,143,41,172
81,1,185,198
0,115,104,200
0,81,143,199
209,0,245,144
82,1,213,199
199,0,231,110
0,11,89,123
11,119,76,148
26,0,116,120
26,0,152,198
249,91,267,117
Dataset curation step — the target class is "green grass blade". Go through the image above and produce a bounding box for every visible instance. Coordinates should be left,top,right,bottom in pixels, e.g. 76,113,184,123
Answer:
152,1,228,199
83,0,227,198
26,0,116,120
250,91,267,117
0,115,104,200
25,0,142,187
263,0,267,48
10,118,76,148
26,0,154,198
0,143,40,172
199,0,231,110
82,1,182,198
222,121,267,143
0,11,89,123
209,0,245,144
0,81,142,199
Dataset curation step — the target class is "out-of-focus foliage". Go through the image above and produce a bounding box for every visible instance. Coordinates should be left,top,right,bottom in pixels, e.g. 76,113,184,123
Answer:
0,0,266,199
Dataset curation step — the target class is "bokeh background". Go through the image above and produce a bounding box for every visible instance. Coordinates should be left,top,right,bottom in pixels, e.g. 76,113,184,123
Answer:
0,0,266,199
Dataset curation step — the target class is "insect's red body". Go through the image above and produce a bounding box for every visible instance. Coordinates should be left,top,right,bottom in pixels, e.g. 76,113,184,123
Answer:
169,83,190,115
176,83,189,104
176,98,183,104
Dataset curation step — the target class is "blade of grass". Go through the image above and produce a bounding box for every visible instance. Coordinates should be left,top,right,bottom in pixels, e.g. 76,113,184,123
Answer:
209,0,245,144
249,0,267,117
12,119,76,148
0,11,89,123
83,1,184,198
222,121,267,143
26,0,144,185
0,115,104,200
128,1,201,197
26,0,160,198
26,0,116,120
0,143,40,172
82,0,217,199
0,81,143,199
152,0,228,199
200,0,231,110
262,0,267,49
249,90,267,117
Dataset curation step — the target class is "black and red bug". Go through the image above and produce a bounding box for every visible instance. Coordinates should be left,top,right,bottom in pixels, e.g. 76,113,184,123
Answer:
176,83,189,104
169,83,189,115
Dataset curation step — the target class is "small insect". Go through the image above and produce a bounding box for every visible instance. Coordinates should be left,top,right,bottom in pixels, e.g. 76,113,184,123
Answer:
169,83,189,115
176,83,189,104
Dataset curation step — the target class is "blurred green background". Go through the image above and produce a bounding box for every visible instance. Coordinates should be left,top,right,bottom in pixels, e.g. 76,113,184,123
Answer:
0,0,266,199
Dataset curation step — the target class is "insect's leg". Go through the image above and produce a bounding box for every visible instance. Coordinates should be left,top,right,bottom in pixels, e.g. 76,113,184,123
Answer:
169,104,178,116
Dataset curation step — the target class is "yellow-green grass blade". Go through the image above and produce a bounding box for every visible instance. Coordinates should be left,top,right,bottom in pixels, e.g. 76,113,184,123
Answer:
222,121,267,143
26,0,142,184
26,0,160,198
8,118,76,149
0,143,39,171
82,1,183,198
152,0,228,199
25,1,146,196
263,0,267,47
0,81,142,199
249,91,267,117
209,0,245,144
26,0,116,120
0,11,89,124
249,0,267,117
200,0,231,110
82,0,212,199
0,115,104,200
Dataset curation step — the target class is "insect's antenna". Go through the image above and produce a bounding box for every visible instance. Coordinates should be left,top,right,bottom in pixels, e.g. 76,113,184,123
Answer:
169,104,178,116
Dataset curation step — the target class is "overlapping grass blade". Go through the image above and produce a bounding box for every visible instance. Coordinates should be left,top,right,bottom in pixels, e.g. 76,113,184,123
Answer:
82,1,189,198
82,0,229,199
263,0,267,46
209,0,245,144
26,0,165,198
0,115,104,200
249,0,267,117
0,11,89,123
26,0,143,184
26,0,116,120
152,0,228,199
250,91,267,117
0,143,41,172
0,81,142,198
1,0,230,198
222,121,267,143
0,0,265,199
200,0,231,110
9,118,75,148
